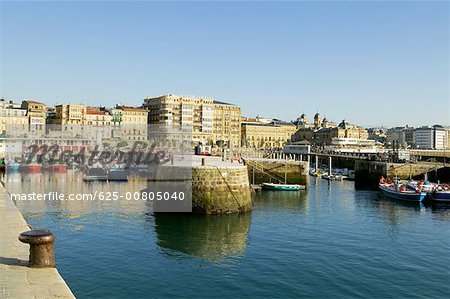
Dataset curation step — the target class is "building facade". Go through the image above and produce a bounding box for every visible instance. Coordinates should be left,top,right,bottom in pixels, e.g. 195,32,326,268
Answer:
414,125,446,149
0,99,28,136
292,119,368,146
21,100,46,135
144,94,241,146
241,119,297,148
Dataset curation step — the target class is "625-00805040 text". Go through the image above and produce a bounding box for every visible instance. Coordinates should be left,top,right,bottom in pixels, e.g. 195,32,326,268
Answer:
10,191,186,201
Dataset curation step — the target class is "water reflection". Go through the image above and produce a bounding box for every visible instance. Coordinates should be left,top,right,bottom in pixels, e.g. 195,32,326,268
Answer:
154,213,251,263
253,190,308,213
4,170,149,220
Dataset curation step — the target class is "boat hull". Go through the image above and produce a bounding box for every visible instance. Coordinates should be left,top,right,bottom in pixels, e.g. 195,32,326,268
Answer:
379,184,426,202
429,191,450,203
19,164,42,173
262,183,305,191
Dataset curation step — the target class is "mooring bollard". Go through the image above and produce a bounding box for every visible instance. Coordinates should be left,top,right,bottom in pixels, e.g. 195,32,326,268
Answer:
201,158,205,166
19,230,55,268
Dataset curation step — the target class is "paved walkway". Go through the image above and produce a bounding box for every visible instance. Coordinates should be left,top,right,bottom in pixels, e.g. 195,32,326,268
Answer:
0,183,75,298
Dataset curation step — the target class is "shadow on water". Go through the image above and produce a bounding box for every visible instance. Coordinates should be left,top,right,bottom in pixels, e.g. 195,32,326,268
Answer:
153,212,252,263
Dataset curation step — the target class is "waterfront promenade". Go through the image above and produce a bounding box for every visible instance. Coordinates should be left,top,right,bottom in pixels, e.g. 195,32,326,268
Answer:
0,183,74,298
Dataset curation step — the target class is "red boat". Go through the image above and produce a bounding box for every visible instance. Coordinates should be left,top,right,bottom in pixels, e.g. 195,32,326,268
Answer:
43,164,68,173
20,164,42,173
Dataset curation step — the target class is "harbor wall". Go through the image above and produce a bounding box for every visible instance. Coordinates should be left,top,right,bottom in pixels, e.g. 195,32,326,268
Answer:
0,182,75,298
152,165,253,214
191,166,252,214
355,161,443,189
245,159,309,187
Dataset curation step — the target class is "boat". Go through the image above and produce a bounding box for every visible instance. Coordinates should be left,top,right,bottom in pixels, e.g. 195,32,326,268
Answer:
379,179,426,202
83,167,108,182
108,165,128,181
261,183,305,191
428,184,450,203
43,164,68,173
19,164,42,173
7,163,20,171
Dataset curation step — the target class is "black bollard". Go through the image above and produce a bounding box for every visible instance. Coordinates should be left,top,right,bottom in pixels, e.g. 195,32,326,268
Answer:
19,230,55,268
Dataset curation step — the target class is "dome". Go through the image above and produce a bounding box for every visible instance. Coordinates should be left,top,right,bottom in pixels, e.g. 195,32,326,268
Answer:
314,113,320,119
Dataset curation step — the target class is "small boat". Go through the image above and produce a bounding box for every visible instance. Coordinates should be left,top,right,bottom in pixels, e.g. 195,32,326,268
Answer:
83,167,108,182
108,165,128,181
7,163,20,171
379,182,427,202
428,184,450,203
262,183,305,191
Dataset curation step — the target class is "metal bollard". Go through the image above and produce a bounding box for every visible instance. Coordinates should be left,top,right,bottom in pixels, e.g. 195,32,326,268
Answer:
19,230,55,268
201,158,205,166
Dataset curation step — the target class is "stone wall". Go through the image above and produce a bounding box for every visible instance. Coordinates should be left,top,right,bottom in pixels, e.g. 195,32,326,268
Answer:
245,159,309,186
192,166,252,214
152,165,252,214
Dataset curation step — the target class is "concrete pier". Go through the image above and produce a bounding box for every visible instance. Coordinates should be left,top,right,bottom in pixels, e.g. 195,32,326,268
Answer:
0,183,75,298
354,160,445,189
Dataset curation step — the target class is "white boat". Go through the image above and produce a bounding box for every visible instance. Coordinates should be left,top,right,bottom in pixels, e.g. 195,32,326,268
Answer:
261,183,305,191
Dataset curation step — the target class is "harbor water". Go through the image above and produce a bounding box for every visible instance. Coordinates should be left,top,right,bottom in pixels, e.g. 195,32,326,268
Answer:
3,171,450,298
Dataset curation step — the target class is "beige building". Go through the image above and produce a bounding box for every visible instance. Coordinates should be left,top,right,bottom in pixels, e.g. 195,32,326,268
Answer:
212,101,241,147
144,94,241,146
51,104,87,125
110,106,148,141
241,119,297,148
21,100,46,135
292,119,368,146
86,107,113,140
0,99,28,136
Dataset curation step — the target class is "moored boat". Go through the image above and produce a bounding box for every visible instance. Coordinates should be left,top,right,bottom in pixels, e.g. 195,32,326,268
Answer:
428,184,450,203
261,182,305,191
84,167,108,182
7,163,20,171
19,164,42,173
43,164,68,173
379,181,427,202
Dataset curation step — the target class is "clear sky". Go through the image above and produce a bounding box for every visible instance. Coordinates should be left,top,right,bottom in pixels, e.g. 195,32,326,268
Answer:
1,0,448,127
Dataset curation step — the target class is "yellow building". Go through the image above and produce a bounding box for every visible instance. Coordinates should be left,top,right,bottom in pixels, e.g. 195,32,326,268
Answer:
21,100,46,134
144,94,241,146
51,104,87,125
241,120,297,148
212,101,241,148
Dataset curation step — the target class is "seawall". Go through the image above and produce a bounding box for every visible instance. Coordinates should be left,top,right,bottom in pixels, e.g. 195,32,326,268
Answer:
0,182,75,298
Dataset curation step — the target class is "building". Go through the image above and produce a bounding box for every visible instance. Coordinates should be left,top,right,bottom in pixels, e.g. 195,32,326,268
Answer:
144,94,241,146
292,119,368,146
50,104,87,125
21,100,46,135
0,99,28,136
241,119,297,148
386,126,415,148
111,105,148,141
212,101,241,148
85,107,113,140
367,128,387,144
414,125,446,149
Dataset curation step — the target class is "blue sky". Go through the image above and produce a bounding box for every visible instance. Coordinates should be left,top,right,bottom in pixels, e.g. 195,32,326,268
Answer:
1,1,448,127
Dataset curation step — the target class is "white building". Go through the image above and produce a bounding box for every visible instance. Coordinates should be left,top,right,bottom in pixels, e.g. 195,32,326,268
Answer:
414,125,446,150
324,137,384,154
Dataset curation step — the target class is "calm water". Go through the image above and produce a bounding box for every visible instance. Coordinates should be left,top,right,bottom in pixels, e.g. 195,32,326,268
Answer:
3,171,450,298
